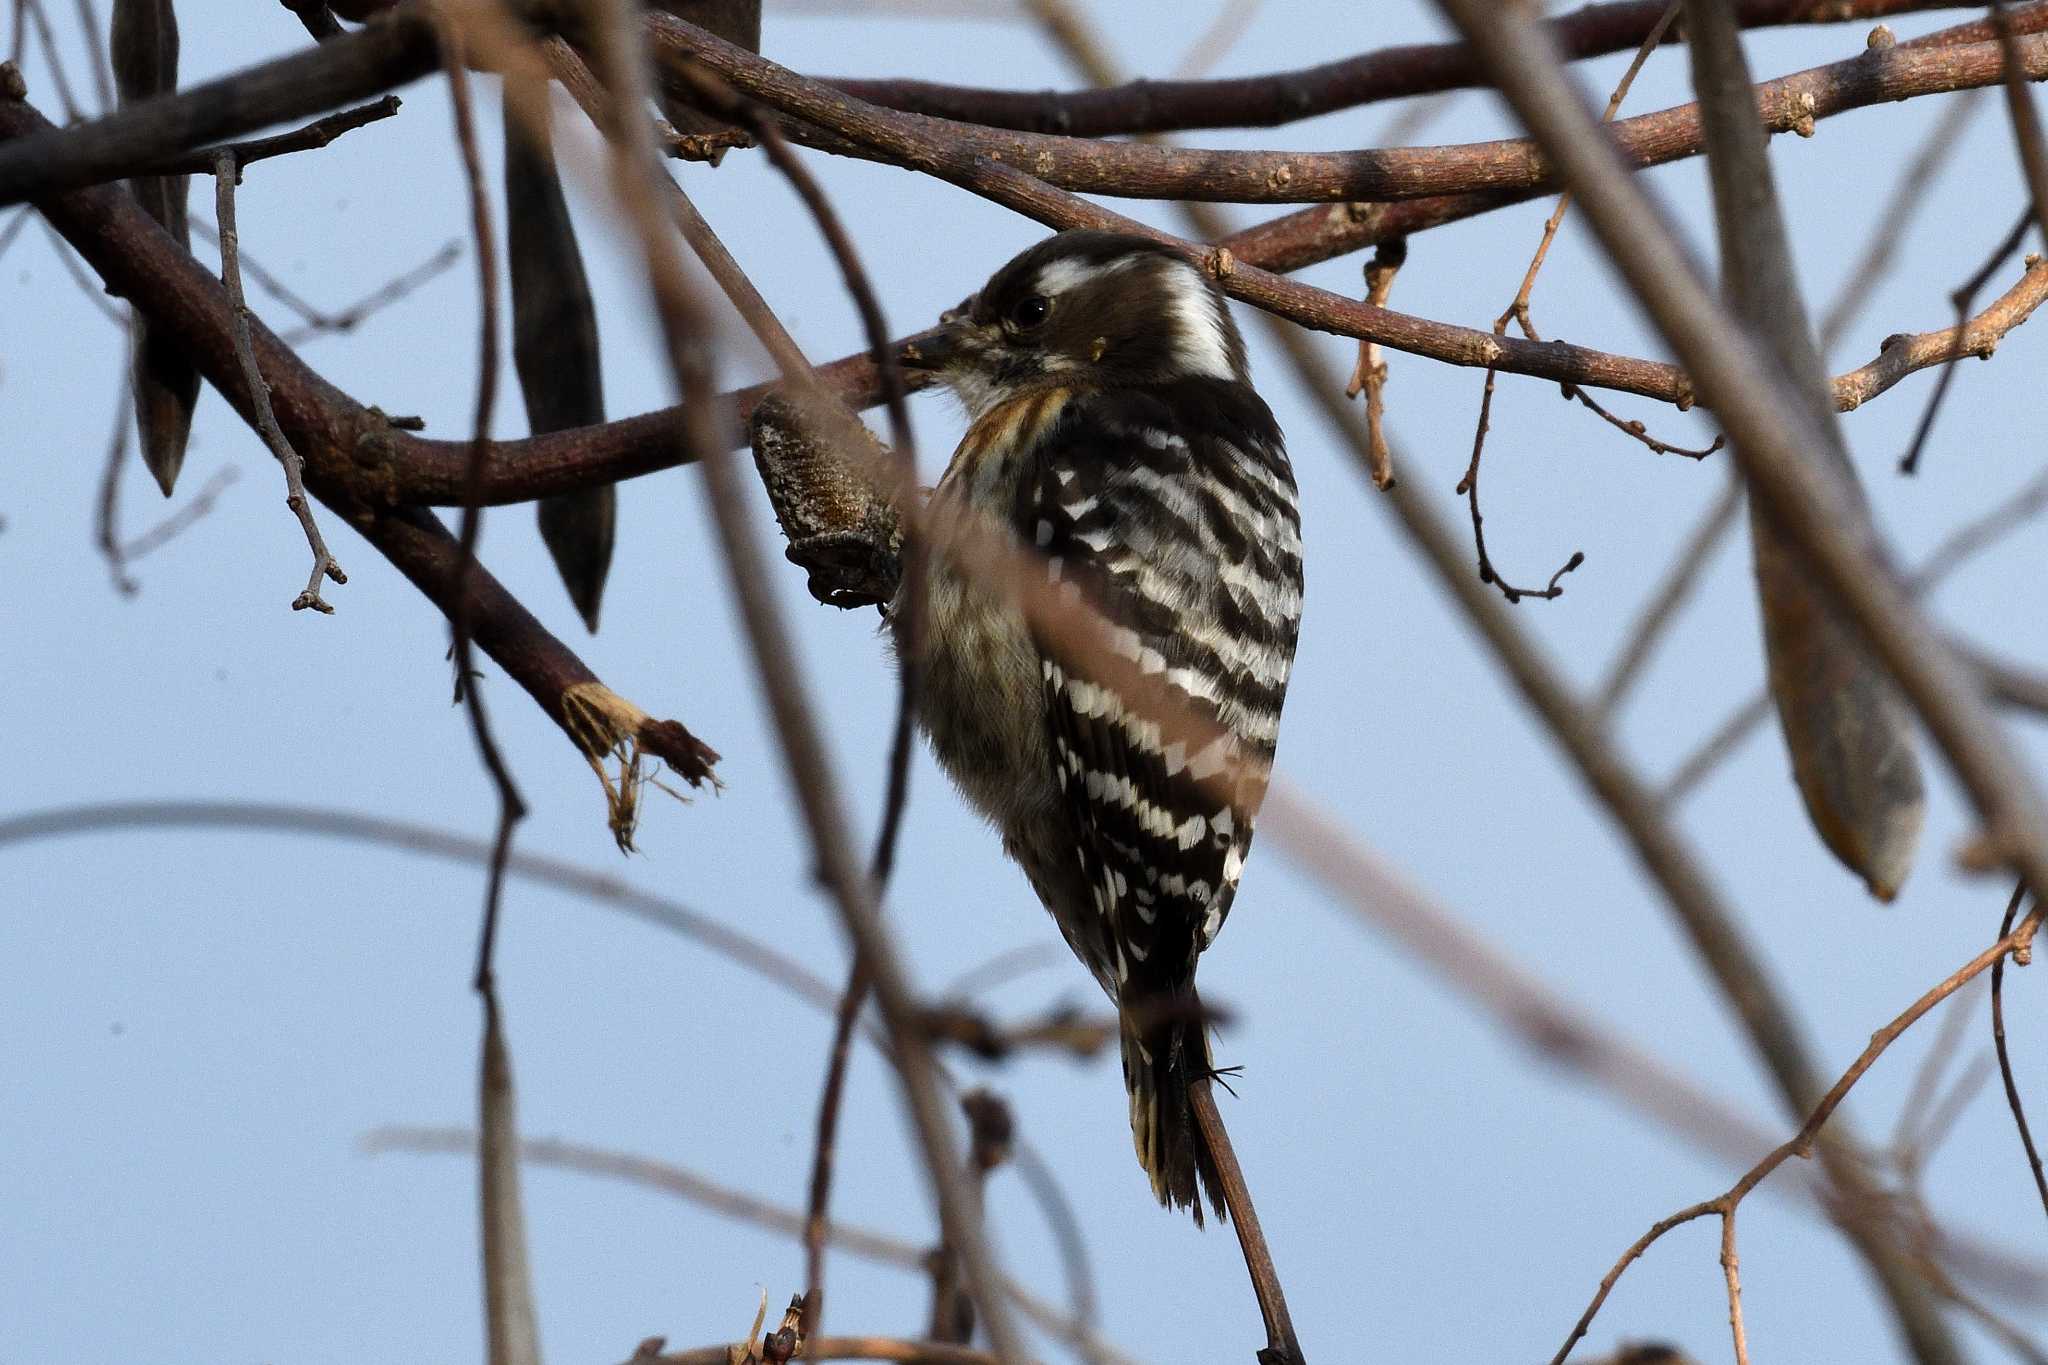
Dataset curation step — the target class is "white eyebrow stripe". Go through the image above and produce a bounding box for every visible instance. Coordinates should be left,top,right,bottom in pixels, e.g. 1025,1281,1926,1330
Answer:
1035,255,1137,297
1158,261,1238,381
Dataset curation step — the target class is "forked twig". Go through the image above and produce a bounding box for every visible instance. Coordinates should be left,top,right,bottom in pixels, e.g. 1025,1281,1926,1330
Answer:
1899,208,2032,473
1455,2,1685,602
1550,895,2046,1364
211,149,346,612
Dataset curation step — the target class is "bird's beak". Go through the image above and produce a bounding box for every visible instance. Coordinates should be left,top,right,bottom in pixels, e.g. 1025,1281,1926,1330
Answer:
902,317,972,372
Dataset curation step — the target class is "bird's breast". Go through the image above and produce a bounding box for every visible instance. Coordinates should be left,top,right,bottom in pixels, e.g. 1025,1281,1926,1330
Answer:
908,386,1077,839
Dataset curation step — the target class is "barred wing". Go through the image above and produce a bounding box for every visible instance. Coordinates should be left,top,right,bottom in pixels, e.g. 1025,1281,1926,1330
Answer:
1022,380,1303,1000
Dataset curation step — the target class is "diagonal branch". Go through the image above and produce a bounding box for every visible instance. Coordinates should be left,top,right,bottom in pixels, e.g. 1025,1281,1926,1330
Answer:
0,75,720,798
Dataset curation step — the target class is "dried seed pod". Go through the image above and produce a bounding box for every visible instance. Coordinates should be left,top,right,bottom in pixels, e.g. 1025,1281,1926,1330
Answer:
111,0,197,496
1687,5,1926,900
505,81,614,633
1754,512,1925,900
747,394,902,610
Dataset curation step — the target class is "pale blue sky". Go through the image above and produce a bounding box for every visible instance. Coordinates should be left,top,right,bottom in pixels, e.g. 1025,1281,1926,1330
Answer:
5,5,2048,1363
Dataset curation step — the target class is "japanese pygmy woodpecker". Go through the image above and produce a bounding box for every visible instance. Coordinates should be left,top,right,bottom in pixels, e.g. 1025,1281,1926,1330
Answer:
899,230,1304,1221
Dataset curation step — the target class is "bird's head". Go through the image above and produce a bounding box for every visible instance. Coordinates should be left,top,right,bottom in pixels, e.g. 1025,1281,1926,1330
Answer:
903,230,1249,419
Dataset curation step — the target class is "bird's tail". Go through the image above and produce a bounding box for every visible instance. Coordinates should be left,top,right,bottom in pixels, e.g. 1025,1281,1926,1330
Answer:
1120,991,1226,1225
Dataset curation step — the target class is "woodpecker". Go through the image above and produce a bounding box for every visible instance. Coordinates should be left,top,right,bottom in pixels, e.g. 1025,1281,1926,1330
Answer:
899,230,1304,1221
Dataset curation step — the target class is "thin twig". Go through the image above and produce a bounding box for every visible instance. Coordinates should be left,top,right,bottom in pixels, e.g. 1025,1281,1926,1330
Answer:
436,26,537,1365
1992,0,2048,245
1899,208,2033,472
278,238,462,342
0,799,859,1024
1168,0,1262,80
1344,237,1405,489
135,93,400,176
1009,1139,1102,1359
1456,365,1585,603
1459,3,1676,599
211,148,345,612
94,369,138,595
1189,1079,1301,1365
1552,895,2047,1363
434,12,521,992
1992,879,2048,1220
806,960,866,1345
363,1127,1140,1365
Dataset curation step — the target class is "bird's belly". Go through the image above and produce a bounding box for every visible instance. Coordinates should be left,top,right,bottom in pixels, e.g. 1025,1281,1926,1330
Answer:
916,570,1058,834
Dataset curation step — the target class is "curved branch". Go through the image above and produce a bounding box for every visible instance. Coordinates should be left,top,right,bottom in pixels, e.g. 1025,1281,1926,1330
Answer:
825,0,1977,137
657,14,2048,204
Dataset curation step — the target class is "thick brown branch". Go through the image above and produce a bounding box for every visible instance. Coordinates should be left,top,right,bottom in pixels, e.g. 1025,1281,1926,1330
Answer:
657,13,2048,204
0,9,439,203
825,0,1976,137
0,79,719,790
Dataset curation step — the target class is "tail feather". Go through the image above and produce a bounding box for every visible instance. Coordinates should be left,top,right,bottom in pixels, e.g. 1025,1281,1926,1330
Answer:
1120,992,1226,1225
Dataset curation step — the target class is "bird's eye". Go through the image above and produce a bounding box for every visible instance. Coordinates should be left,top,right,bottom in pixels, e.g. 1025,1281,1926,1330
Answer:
1009,294,1050,330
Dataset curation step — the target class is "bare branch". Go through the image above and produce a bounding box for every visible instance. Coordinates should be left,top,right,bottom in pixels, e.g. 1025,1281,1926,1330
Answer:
212,147,346,612
828,0,1987,138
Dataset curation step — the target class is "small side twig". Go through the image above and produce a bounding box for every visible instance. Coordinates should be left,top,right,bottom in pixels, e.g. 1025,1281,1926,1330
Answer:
1992,879,2048,1220
137,94,399,177
1343,236,1404,489
211,148,344,612
1455,370,1584,604
1899,207,2032,473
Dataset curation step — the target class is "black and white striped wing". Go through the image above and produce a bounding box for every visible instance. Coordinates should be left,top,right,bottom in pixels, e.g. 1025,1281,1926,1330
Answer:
1022,381,1303,1000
